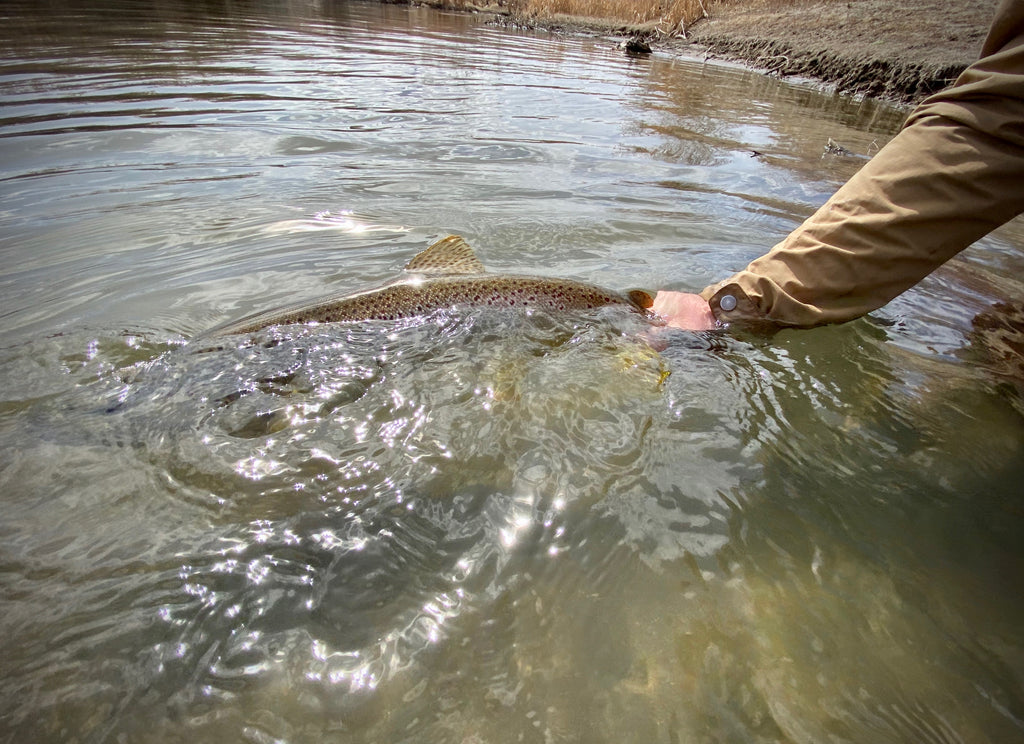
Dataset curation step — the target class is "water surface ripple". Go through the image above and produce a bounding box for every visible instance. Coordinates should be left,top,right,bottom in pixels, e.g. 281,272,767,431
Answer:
2,2,1023,743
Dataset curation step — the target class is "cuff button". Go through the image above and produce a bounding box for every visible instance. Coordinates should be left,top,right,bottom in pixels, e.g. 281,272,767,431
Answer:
719,294,737,311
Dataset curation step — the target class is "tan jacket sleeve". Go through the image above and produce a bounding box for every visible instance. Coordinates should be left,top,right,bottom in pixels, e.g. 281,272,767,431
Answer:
700,0,1024,329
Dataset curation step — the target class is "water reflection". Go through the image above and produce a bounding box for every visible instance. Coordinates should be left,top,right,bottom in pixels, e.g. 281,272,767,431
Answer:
2,0,1024,742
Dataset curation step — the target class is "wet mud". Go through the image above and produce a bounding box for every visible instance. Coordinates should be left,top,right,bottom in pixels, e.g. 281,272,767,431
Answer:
684,0,997,103
431,0,999,103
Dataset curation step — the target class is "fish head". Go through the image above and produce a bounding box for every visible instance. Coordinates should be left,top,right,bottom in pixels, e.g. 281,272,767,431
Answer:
626,289,656,311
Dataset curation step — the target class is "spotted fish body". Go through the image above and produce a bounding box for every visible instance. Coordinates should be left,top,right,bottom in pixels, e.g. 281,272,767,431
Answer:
205,235,655,336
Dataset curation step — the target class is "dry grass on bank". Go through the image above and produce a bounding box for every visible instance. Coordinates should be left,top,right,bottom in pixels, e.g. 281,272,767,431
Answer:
508,0,716,34
429,0,840,36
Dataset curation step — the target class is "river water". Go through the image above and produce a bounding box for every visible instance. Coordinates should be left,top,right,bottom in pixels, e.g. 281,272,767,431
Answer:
2,1,1023,742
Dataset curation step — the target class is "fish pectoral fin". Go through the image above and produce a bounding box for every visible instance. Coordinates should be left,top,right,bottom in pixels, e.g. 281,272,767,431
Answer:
404,235,487,275
627,289,655,310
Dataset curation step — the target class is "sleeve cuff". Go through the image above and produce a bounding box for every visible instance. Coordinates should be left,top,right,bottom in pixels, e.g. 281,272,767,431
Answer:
701,283,777,332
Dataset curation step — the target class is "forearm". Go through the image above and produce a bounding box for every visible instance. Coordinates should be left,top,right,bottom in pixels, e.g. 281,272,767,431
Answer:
701,5,1024,329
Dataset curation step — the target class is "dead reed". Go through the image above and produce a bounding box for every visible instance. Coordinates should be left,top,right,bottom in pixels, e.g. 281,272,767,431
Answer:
421,0,847,37
506,0,717,33
414,0,717,33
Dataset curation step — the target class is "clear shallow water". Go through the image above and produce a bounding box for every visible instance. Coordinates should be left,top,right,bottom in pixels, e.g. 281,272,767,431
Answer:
2,1,1024,742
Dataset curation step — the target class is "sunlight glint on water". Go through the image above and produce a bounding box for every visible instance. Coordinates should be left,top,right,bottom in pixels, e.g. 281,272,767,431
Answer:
1,2,1023,742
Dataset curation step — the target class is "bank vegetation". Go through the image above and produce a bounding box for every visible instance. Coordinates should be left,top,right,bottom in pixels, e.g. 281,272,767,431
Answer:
416,0,727,35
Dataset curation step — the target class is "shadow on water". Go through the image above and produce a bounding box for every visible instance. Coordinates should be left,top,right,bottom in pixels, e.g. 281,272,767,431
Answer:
2,1,1024,742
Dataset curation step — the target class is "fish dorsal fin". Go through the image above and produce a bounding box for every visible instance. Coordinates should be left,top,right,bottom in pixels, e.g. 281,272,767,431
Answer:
405,235,486,275
627,289,655,309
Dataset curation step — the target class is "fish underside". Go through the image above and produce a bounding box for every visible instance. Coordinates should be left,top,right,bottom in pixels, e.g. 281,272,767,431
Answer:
203,235,655,337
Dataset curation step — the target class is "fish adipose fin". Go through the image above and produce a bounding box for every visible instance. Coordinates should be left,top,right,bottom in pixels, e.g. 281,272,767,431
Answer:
405,235,486,275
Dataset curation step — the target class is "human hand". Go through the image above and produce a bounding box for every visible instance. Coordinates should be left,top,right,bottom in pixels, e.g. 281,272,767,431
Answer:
651,291,717,330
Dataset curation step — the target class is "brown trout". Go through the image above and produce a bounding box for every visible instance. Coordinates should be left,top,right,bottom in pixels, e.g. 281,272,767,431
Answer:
205,235,655,336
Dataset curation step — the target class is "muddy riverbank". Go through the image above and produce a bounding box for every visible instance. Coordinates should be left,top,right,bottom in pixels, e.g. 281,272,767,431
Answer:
432,0,999,103
681,0,997,102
